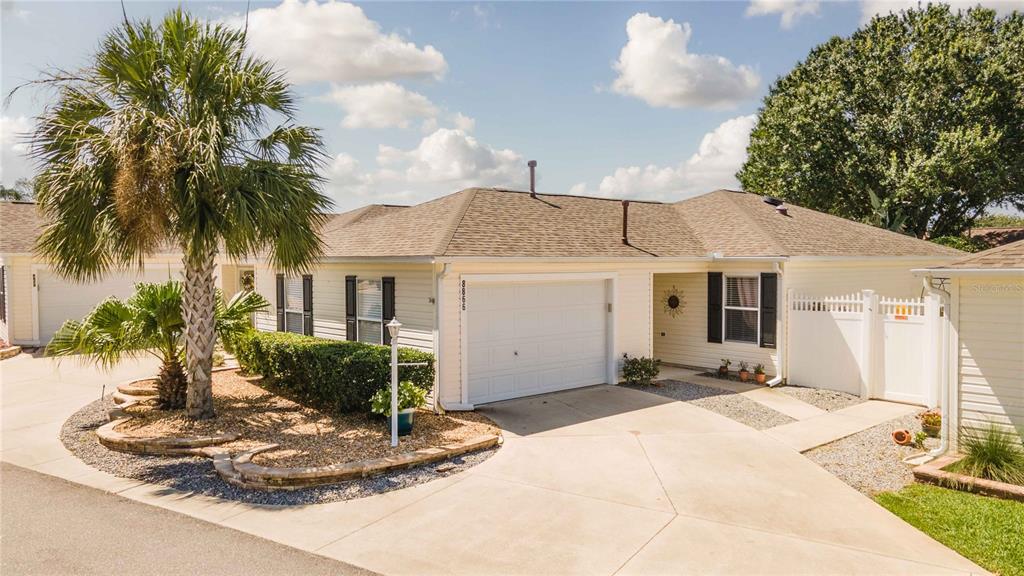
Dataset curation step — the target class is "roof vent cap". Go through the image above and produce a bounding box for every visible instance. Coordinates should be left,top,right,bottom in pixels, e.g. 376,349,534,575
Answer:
762,196,783,206
775,205,788,216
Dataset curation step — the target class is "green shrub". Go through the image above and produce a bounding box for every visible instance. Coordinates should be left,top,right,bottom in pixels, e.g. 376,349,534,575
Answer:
930,235,986,253
234,331,434,413
622,354,661,386
370,381,428,416
949,425,1024,485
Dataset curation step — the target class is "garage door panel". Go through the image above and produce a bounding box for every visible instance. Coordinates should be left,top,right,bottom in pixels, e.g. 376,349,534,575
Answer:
467,279,609,405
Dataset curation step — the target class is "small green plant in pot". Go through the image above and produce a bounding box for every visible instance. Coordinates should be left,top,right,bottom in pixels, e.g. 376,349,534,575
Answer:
719,358,731,377
622,354,661,386
754,364,766,385
370,381,428,436
918,409,942,438
738,361,750,383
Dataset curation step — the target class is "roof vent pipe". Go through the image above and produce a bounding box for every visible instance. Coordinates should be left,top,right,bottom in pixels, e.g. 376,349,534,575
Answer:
621,200,630,245
528,160,537,198
775,204,788,216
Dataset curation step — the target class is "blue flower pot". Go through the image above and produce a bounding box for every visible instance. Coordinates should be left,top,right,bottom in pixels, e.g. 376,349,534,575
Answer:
397,409,416,436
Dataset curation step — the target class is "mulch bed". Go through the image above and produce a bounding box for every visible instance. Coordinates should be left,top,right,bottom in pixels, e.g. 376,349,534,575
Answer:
776,385,864,412
117,370,500,468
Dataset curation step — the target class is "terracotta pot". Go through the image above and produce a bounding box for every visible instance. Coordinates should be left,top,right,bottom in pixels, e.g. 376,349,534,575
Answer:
738,370,750,382
922,423,941,438
891,429,913,446
718,366,728,377
755,373,766,385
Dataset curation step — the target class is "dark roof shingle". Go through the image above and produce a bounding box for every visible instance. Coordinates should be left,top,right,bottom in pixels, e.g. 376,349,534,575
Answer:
930,238,1024,270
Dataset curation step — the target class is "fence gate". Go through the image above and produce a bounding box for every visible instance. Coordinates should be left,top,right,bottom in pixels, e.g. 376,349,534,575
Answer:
788,290,940,406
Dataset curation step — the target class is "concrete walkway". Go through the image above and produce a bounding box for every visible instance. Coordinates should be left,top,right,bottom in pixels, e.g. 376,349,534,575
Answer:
659,365,922,452
1,353,984,575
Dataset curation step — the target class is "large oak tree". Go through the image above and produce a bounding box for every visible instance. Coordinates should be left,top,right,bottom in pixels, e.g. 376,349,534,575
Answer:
738,5,1024,238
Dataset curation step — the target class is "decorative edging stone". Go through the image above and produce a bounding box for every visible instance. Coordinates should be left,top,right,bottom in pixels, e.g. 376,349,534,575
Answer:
97,417,240,456
913,454,1024,502
223,434,503,490
0,345,21,361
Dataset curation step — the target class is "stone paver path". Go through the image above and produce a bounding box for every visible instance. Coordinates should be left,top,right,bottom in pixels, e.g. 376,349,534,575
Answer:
765,400,922,452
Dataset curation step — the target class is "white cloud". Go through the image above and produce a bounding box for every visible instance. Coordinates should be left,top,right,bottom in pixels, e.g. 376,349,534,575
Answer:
0,115,33,184
326,82,438,129
326,128,526,209
860,0,1024,22
452,113,476,132
234,0,446,84
746,0,821,29
576,115,757,201
611,13,761,109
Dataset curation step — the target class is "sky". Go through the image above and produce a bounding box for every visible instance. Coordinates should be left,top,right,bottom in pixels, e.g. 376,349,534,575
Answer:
2,0,1023,212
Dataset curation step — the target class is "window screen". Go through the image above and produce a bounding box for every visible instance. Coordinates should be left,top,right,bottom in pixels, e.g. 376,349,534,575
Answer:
286,277,303,311
724,276,759,344
357,279,382,344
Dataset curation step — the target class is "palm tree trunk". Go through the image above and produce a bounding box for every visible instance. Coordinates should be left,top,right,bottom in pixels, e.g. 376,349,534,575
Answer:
157,354,187,409
183,250,217,420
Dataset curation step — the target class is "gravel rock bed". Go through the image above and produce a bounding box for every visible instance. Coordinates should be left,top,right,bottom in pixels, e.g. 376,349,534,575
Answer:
61,395,496,506
803,410,933,496
777,385,864,412
627,380,795,430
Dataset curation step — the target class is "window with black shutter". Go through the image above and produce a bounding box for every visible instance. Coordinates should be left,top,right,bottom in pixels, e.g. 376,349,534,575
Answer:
760,273,777,349
707,272,723,343
0,266,7,324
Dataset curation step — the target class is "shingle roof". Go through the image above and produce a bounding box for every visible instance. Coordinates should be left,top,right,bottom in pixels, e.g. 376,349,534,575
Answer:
318,188,961,259
929,239,1024,270
0,201,43,253
969,227,1024,249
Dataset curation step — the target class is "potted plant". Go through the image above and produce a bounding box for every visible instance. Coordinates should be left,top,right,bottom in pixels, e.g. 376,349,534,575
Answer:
738,361,750,382
370,380,428,436
754,364,766,385
918,409,941,438
718,358,731,377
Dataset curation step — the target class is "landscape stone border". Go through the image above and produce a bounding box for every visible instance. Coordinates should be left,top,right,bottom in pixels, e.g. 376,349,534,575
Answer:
913,454,1024,502
221,434,502,490
0,345,21,361
92,369,502,490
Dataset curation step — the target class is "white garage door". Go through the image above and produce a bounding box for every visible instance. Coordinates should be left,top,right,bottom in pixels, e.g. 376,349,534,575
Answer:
466,280,609,404
36,265,182,345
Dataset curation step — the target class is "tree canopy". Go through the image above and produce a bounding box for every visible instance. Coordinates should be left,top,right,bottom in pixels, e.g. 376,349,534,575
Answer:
738,5,1024,238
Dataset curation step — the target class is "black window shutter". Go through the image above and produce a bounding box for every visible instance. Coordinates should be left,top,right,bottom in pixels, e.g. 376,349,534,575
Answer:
760,273,778,349
345,275,357,341
382,276,396,345
707,272,723,343
275,274,285,331
302,274,314,336
0,266,6,323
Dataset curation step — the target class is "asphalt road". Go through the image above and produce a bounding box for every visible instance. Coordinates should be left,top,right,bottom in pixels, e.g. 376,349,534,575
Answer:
0,463,376,576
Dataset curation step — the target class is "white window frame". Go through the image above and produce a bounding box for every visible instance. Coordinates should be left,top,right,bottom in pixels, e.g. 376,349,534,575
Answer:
356,277,383,345
723,274,760,345
284,276,304,335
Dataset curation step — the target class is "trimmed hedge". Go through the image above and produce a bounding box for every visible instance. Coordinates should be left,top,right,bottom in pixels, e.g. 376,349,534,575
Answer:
234,330,434,413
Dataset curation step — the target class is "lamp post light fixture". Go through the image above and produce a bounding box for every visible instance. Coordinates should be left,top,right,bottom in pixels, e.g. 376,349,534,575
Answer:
386,318,402,447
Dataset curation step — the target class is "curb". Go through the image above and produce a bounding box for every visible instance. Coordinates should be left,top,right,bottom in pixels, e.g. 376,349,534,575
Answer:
913,454,1024,502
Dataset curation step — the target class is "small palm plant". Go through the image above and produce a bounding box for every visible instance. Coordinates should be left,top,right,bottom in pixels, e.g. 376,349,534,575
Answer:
949,425,1024,485
47,281,267,409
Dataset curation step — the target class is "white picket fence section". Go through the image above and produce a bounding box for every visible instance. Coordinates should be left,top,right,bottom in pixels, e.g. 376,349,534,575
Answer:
788,290,940,406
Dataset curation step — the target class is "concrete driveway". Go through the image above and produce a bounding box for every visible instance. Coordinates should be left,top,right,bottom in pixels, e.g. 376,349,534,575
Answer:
1,354,986,575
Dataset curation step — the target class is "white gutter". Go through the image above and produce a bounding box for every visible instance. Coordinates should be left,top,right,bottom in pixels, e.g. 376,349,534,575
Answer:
767,261,786,387
911,268,1024,277
432,263,451,414
434,256,714,263
920,274,952,461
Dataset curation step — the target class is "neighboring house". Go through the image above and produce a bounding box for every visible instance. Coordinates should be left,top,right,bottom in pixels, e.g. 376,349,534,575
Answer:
0,201,253,347
916,239,1024,446
969,226,1024,250
250,187,961,410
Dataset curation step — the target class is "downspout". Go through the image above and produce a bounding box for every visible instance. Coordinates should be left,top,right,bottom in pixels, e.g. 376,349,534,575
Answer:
432,263,451,414
926,274,952,460
767,261,785,387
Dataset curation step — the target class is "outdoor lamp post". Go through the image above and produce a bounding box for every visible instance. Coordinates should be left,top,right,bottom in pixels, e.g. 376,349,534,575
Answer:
387,318,402,447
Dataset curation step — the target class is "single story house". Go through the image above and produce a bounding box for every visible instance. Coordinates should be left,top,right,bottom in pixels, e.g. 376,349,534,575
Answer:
915,239,1024,446
249,187,961,410
0,201,254,347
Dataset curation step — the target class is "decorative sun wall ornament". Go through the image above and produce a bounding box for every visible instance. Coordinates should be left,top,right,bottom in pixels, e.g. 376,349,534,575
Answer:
662,286,685,318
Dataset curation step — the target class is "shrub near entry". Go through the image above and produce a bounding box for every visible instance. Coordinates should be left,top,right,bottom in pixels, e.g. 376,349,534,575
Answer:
234,331,434,413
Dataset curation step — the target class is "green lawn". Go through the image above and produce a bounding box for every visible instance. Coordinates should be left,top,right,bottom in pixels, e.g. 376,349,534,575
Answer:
876,484,1024,576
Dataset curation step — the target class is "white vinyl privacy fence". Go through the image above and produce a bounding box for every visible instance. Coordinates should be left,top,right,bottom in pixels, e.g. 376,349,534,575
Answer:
788,290,940,406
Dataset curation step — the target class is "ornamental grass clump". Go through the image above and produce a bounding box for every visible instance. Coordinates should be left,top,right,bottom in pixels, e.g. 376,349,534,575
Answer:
949,425,1024,486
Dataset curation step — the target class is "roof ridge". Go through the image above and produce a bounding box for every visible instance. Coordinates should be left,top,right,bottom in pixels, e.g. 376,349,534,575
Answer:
718,190,788,256
437,188,480,256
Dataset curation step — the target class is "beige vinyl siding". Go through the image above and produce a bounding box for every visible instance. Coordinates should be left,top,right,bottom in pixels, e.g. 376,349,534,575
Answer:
785,259,949,298
653,262,778,376
4,256,34,344
956,276,1024,442
253,263,435,352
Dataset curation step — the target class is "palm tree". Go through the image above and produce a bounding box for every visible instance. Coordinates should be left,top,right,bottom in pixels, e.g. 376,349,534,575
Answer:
26,10,330,419
47,281,268,409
